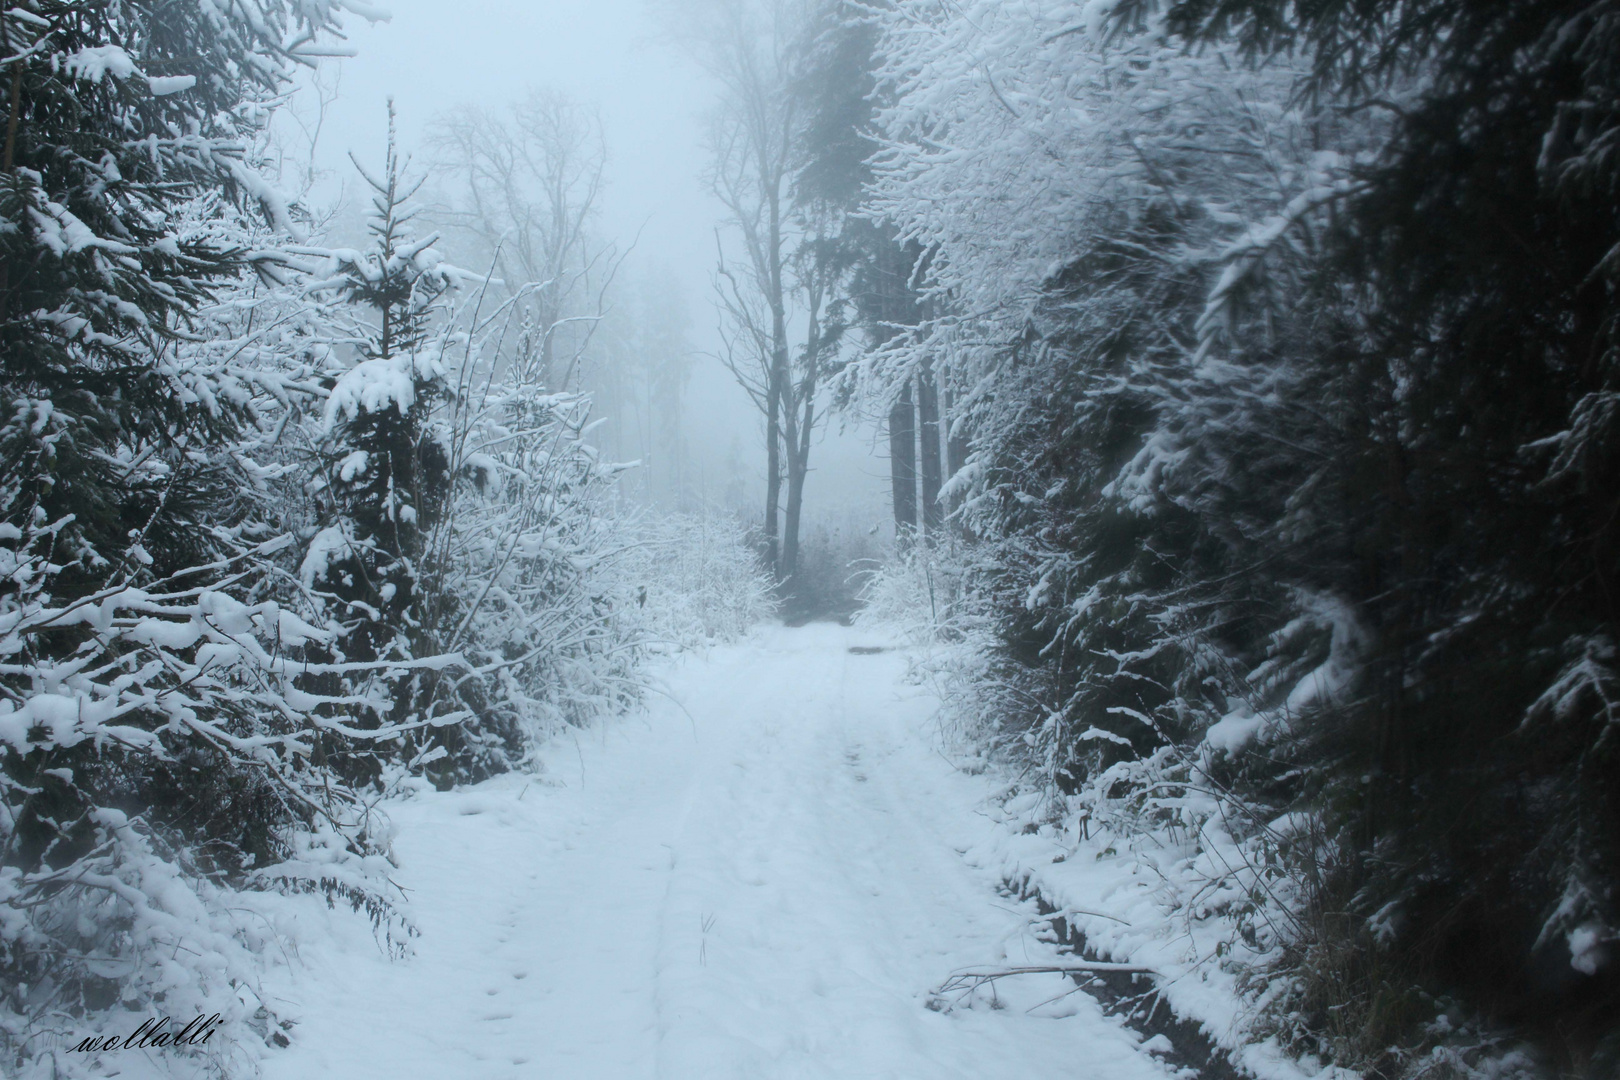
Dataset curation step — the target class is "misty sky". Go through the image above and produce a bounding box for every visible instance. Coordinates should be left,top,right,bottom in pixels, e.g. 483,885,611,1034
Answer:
298,0,892,526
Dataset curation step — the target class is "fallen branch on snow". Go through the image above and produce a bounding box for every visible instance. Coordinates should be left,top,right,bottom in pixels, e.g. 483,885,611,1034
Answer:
931,961,1157,999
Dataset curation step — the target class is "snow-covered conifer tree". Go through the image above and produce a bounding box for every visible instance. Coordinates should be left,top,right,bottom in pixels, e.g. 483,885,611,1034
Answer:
854,0,1620,1066
0,4,416,1077
848,0,1382,1062
296,105,466,784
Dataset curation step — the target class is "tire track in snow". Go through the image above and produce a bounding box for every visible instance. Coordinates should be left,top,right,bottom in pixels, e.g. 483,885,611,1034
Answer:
263,624,1175,1080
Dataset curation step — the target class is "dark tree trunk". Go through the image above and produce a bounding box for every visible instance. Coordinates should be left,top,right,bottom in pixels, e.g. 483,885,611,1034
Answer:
943,385,968,481
890,379,917,543
918,364,943,537
783,398,812,582
764,347,783,577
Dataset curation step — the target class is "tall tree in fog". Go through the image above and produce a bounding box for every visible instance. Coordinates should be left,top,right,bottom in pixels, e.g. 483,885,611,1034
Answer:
592,269,696,506
426,88,617,390
688,0,844,586
779,219,848,578
794,1,952,545
695,0,796,576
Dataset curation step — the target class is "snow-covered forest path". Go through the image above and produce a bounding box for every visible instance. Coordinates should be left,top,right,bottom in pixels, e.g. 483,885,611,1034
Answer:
263,624,1171,1080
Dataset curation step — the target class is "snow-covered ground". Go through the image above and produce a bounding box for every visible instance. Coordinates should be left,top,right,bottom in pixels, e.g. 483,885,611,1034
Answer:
261,623,1177,1080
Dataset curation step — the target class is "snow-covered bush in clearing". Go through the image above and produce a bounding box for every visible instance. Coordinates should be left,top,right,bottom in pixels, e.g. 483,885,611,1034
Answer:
612,510,777,649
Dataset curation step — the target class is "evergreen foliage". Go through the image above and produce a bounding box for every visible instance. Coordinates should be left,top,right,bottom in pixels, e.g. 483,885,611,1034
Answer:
1150,0,1620,1058
0,9,707,1077
297,107,461,787
0,0,354,577
847,0,1620,1071
0,4,408,1074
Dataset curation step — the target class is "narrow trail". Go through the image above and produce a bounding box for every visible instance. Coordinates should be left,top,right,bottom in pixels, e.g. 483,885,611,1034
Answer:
263,624,1173,1080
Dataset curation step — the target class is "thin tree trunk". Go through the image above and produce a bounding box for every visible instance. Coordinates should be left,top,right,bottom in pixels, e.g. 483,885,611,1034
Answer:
782,268,828,587
943,386,967,479
761,168,790,579
918,363,943,537
3,24,23,308
943,385,970,538
783,398,811,582
765,360,782,575
890,380,917,544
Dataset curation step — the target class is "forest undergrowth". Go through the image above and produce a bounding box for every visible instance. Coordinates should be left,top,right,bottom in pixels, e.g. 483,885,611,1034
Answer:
0,6,774,1076
828,0,1620,1074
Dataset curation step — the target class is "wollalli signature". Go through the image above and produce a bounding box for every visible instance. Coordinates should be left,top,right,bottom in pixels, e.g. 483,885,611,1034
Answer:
68,1013,224,1054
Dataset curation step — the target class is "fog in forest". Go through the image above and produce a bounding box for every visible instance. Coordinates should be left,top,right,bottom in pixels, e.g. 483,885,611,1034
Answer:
2,1,1615,1077
293,0,894,583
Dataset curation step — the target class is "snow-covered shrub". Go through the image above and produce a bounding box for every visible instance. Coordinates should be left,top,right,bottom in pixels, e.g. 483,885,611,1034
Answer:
0,3,417,1077
852,0,1620,1067
0,518,410,1078
844,0,1387,1068
612,510,778,648
855,538,977,644
779,509,888,624
854,539,1005,732
415,378,646,777
857,542,1047,762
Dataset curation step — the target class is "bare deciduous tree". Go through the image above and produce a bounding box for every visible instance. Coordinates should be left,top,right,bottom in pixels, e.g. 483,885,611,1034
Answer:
426,87,620,390
591,268,696,507
693,0,838,586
